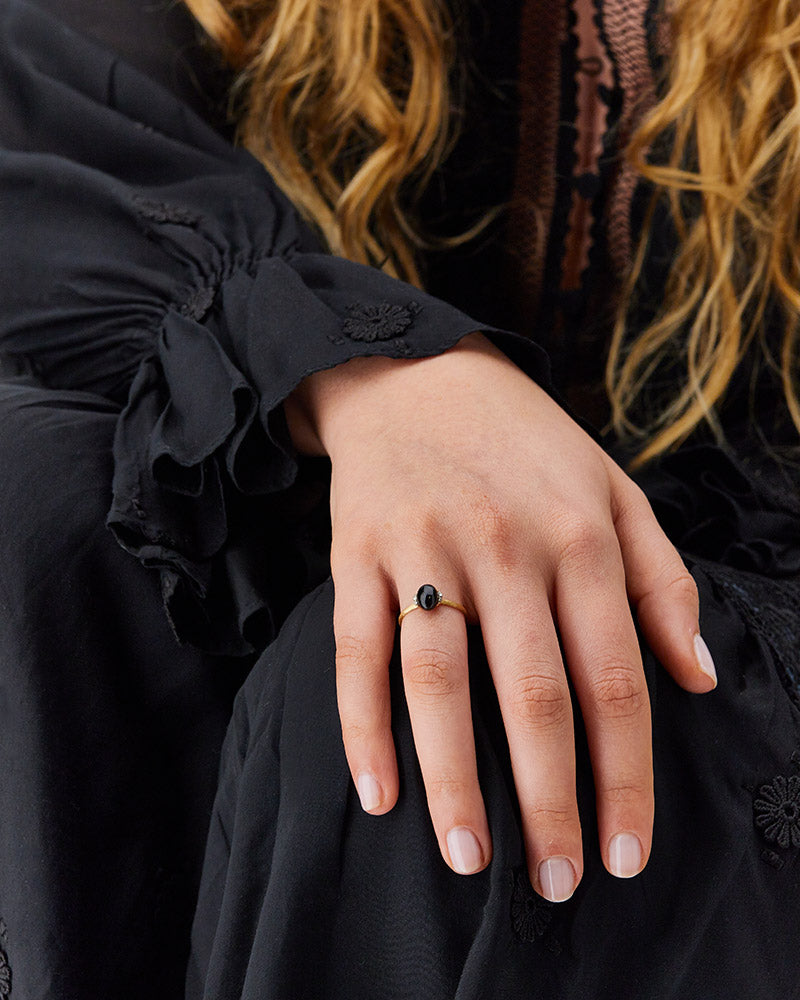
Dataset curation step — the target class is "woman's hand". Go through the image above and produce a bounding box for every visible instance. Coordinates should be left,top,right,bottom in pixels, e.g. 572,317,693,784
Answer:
285,333,717,902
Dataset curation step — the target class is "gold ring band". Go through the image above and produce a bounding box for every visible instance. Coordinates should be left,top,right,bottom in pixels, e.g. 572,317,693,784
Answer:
398,584,468,626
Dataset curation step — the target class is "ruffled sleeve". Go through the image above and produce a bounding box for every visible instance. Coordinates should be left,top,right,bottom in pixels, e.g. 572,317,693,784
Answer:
0,0,550,654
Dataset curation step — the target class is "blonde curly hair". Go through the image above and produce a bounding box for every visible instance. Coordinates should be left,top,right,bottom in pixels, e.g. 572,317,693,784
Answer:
181,0,456,284
607,0,800,463
184,0,800,463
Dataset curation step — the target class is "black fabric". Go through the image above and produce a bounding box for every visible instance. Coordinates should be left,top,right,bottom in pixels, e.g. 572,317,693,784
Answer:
28,0,233,131
0,376,249,998
0,0,547,656
0,1,546,996
188,562,800,999
186,446,800,1000
0,1,798,999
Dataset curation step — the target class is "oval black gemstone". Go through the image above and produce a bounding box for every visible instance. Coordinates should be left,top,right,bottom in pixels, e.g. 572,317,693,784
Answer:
416,584,440,610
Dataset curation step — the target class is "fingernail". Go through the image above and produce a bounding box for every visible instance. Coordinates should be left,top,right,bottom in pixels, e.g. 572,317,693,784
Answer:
446,827,484,875
356,772,382,812
538,856,576,902
693,633,717,687
608,832,643,878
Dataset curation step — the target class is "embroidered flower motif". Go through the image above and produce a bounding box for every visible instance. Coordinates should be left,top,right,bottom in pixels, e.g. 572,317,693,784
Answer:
180,285,216,322
341,301,420,342
510,867,554,943
132,195,199,227
0,946,11,999
754,775,800,849
760,848,784,871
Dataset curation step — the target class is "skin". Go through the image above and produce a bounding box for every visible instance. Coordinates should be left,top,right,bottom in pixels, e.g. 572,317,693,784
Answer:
285,331,717,902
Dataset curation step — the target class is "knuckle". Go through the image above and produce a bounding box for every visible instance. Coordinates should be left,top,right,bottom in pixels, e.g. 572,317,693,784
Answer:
614,480,652,521
331,524,378,566
426,770,472,803
465,497,518,567
634,561,699,617
406,508,444,551
662,571,699,608
403,647,461,699
589,665,648,720
554,513,609,568
339,718,380,747
600,782,651,806
508,673,571,733
526,802,577,829
335,632,375,680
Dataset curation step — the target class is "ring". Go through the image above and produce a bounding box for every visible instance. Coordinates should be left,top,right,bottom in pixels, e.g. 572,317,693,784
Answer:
397,584,468,626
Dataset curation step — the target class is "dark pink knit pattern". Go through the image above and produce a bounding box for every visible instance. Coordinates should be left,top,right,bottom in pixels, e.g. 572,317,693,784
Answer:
602,0,659,275
561,0,615,292
508,0,569,324
510,0,660,317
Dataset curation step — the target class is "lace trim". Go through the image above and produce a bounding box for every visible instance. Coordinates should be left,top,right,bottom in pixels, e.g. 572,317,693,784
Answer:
697,560,800,709
0,919,11,999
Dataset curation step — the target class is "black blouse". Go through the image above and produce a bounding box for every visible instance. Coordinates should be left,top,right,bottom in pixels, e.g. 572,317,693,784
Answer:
0,0,547,655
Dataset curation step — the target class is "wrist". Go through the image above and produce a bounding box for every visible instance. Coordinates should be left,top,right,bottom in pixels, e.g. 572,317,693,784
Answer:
284,354,403,457
283,373,328,457
283,332,497,458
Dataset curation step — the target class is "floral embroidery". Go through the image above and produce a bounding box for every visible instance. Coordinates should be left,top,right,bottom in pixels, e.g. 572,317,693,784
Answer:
699,563,800,708
180,286,216,322
754,775,800,849
760,848,784,871
510,867,554,943
0,918,10,998
341,301,420,342
132,195,200,227
0,947,11,998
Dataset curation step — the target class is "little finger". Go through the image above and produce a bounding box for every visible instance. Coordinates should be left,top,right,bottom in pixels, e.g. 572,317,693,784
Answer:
608,468,716,692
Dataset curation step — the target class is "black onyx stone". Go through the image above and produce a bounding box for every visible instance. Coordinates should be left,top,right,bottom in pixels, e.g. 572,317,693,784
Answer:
416,585,440,610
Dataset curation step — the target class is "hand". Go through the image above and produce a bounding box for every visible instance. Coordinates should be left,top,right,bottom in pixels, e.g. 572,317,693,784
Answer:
285,333,716,902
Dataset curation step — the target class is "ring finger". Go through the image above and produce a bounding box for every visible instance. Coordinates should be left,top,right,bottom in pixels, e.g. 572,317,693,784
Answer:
398,574,491,876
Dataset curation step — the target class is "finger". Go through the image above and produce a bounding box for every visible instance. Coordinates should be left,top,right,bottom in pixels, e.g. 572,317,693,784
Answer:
608,467,716,693
334,562,399,816
478,579,583,903
398,577,491,876
554,517,653,879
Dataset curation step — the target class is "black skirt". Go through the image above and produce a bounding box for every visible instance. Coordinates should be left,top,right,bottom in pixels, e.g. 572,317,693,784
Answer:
186,446,800,1000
